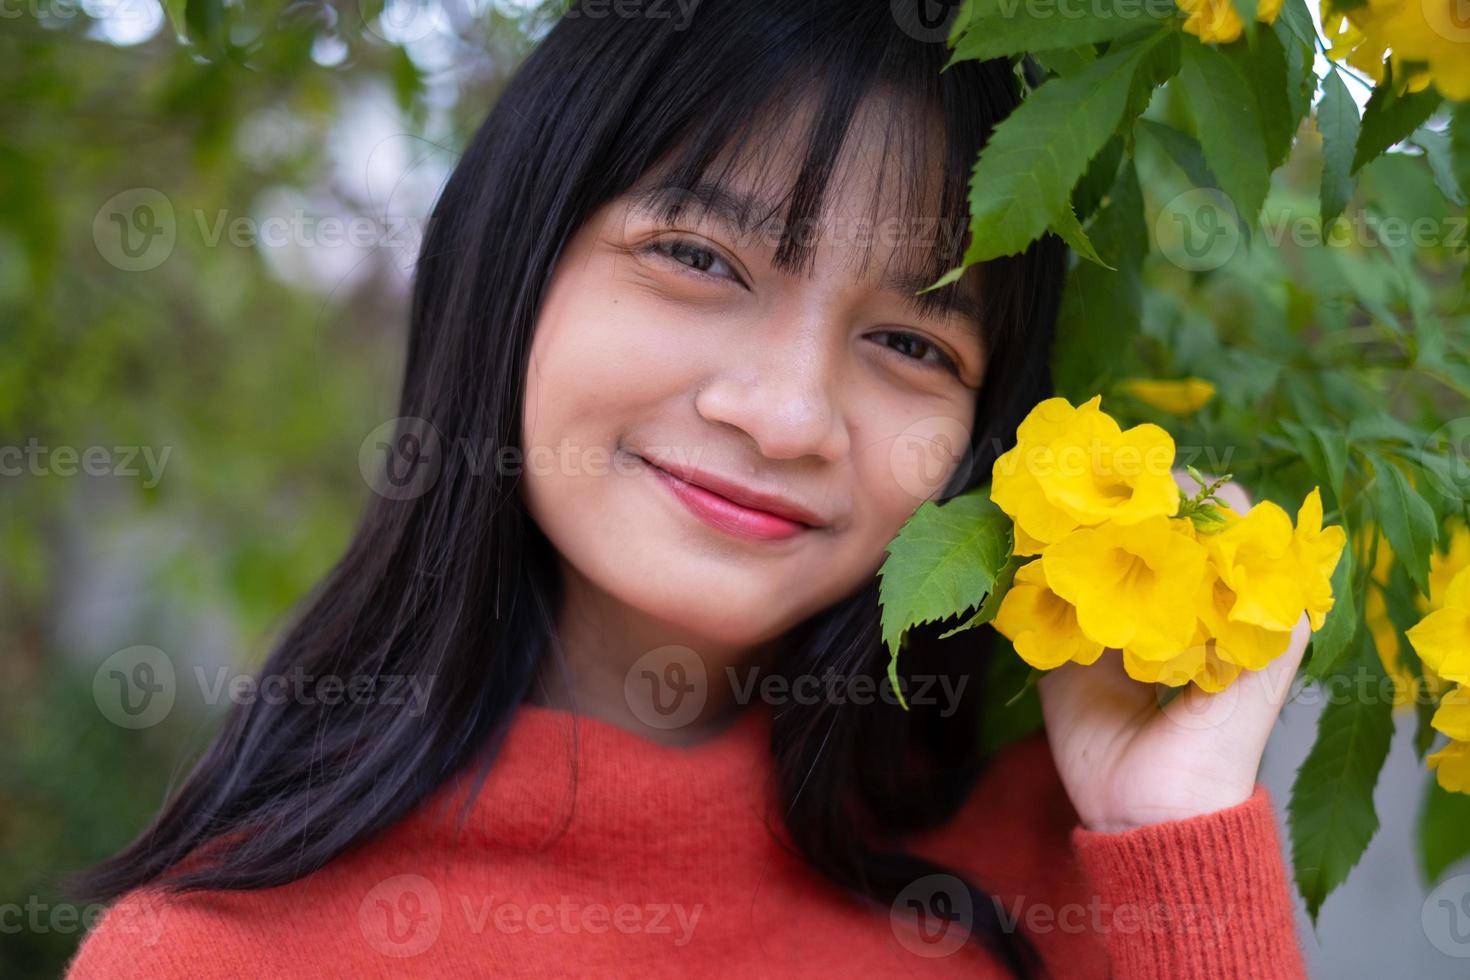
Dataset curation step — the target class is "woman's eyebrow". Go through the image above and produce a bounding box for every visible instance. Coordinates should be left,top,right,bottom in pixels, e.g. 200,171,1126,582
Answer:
626,178,982,337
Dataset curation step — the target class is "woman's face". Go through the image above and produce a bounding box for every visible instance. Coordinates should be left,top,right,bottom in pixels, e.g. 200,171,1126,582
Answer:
521,99,984,657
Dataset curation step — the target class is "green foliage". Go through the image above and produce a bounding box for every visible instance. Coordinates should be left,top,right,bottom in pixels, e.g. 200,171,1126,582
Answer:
900,0,1470,931
1419,773,1470,884
877,487,1013,708
1289,633,1395,925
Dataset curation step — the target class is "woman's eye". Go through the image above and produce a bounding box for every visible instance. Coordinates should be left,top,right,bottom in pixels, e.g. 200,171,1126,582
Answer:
643,237,742,284
872,330,962,378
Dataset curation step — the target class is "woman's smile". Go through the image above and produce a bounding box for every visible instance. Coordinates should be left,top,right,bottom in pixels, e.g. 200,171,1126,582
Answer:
633,450,825,543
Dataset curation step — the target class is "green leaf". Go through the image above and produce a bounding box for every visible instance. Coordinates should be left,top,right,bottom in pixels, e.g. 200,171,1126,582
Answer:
940,554,1026,638
1223,26,1294,169
1052,160,1147,399
1072,134,1125,226
1177,36,1271,229
1229,0,1259,38
1452,103,1470,210
955,29,1176,265
947,0,1177,67
1368,452,1440,595
1030,45,1098,78
1352,84,1442,175
1317,71,1359,224
1306,547,1357,682
1272,0,1317,129
878,487,1014,661
1411,125,1468,207
1049,203,1110,268
1137,118,1214,187
162,0,188,39
1419,772,1470,884
1289,632,1395,925
1281,420,1349,511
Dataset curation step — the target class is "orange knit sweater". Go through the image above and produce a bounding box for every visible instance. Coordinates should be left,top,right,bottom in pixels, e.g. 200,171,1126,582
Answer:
66,701,1308,978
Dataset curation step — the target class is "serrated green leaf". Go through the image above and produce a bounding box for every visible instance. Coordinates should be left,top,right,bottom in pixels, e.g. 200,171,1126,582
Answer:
1368,452,1439,595
947,0,1177,66
878,487,1013,660
1049,203,1111,268
1419,772,1470,884
956,29,1175,265
940,554,1026,638
1352,84,1442,175
1272,0,1317,129
1177,36,1270,229
1289,632,1394,924
1318,69,1361,227
1282,420,1349,511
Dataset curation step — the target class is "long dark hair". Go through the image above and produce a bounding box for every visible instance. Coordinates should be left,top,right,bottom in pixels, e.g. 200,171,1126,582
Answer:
72,2,1066,975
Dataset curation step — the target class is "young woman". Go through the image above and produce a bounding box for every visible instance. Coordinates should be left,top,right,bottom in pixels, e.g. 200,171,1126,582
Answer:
66,2,1311,977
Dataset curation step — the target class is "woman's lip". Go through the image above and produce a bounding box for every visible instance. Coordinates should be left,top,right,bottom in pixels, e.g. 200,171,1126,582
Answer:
643,459,811,542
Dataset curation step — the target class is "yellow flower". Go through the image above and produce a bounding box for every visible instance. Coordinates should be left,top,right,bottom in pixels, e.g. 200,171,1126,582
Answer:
1364,534,1407,702
1294,489,1348,630
992,560,1105,670
1431,685,1470,741
1425,519,1470,613
1195,560,1294,670
1427,740,1470,794
1406,565,1470,686
1041,516,1207,660
991,396,1179,556
1326,0,1470,100
1177,0,1284,44
1118,377,1217,415
1122,637,1244,693
1366,531,1451,707
1206,488,1346,632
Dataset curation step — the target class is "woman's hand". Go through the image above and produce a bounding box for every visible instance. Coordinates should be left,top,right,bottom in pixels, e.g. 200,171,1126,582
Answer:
1036,472,1309,833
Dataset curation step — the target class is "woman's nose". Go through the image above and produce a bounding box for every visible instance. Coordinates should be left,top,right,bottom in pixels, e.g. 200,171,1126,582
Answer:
692,331,851,464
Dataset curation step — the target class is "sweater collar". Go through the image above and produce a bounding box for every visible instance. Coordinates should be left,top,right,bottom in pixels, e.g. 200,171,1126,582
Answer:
398,700,781,855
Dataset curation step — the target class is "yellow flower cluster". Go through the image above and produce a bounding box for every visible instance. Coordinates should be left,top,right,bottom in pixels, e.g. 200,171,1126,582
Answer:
1407,543,1470,793
1323,0,1470,101
990,396,1347,693
1176,0,1284,44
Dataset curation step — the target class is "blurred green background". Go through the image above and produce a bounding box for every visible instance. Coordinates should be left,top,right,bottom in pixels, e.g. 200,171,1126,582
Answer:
3,1,1469,977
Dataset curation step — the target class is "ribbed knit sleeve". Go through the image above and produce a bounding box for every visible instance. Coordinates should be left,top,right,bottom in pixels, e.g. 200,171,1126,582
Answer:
1070,782,1306,979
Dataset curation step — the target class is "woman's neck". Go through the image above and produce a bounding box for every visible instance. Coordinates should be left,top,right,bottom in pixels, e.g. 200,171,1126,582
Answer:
529,558,784,748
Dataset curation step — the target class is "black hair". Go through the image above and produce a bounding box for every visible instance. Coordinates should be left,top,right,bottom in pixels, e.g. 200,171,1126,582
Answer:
72,2,1066,976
